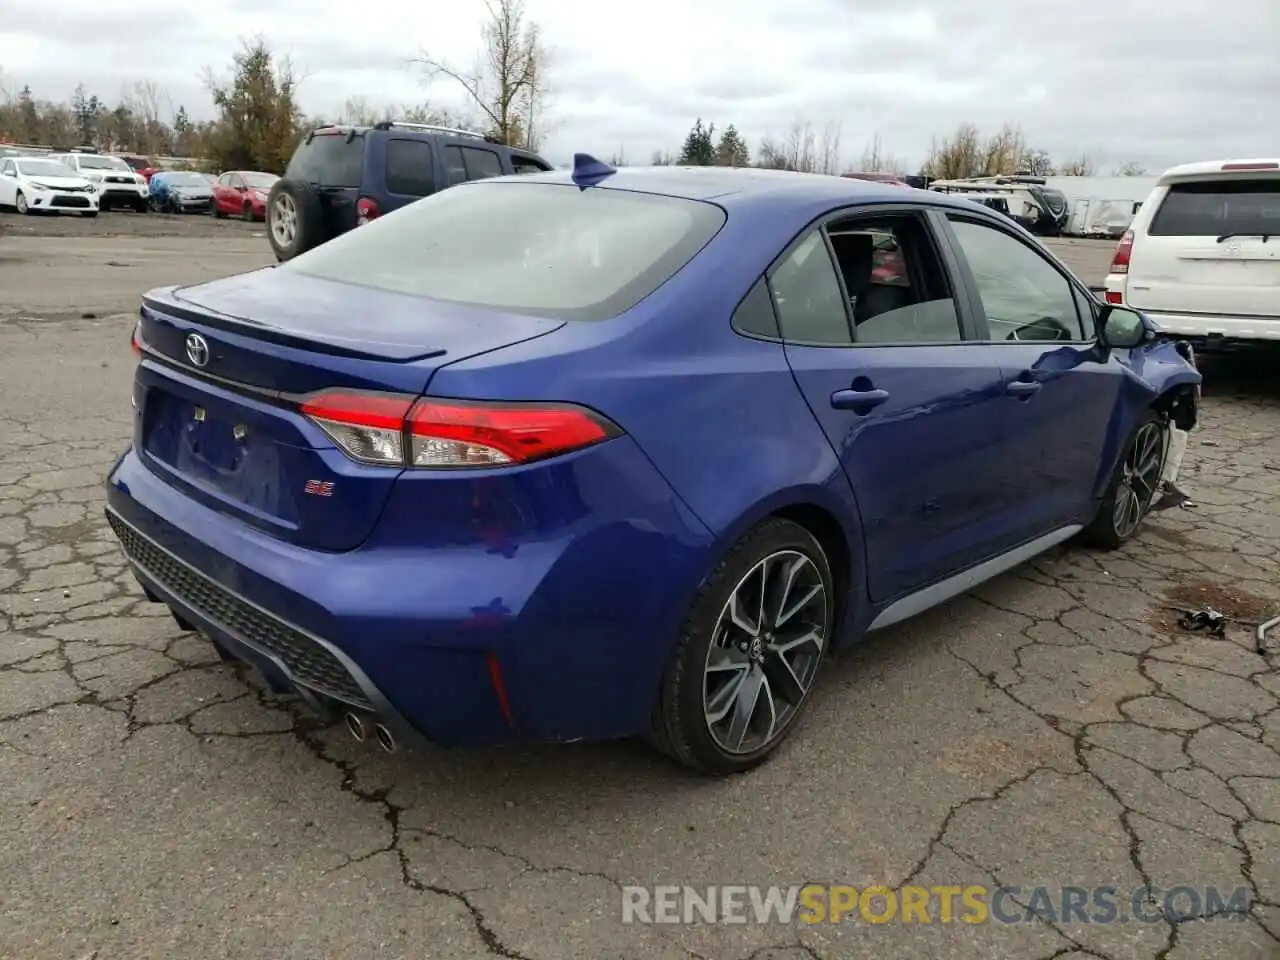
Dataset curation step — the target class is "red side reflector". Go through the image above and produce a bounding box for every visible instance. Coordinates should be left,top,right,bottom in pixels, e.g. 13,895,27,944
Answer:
1105,291,1123,304
486,651,517,730
1221,162,1279,171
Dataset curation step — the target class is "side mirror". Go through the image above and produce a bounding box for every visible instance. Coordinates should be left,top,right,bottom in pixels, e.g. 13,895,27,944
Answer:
1097,304,1151,349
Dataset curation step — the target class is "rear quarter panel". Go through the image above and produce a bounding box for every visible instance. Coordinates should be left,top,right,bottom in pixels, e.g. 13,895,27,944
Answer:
425,194,873,641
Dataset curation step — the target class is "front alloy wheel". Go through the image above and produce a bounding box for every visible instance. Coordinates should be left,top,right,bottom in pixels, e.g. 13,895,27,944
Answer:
650,518,833,774
1082,409,1168,549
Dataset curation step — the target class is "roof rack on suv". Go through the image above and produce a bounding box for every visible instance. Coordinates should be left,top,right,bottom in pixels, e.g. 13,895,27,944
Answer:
370,120,504,144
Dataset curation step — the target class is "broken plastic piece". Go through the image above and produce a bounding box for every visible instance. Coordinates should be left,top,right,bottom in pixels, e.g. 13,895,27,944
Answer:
1176,606,1227,639
1258,613,1279,654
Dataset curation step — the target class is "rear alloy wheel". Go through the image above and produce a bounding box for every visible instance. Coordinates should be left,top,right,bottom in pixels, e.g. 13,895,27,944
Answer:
270,192,297,248
1082,410,1168,549
650,519,832,774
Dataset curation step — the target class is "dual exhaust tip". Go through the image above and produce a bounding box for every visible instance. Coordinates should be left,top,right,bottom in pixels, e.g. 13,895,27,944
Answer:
344,711,396,753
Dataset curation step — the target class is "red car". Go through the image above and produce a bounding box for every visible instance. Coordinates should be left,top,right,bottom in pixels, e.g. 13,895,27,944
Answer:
211,170,279,221
119,154,162,182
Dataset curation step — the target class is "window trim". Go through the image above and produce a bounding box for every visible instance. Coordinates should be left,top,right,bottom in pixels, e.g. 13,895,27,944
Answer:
731,201,986,348
937,212,1100,346
0,160,14,176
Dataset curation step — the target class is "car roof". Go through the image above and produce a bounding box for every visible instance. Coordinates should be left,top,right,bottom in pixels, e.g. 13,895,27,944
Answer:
1157,158,1280,185
507,165,982,214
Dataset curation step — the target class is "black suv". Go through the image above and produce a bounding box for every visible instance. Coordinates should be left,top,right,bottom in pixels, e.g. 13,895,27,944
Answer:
265,121,554,261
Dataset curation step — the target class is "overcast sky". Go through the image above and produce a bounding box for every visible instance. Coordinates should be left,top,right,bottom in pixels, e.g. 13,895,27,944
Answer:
2,0,1276,172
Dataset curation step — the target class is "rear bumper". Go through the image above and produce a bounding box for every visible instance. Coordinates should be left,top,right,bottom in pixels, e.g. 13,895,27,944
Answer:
105,440,714,747
1144,311,1280,345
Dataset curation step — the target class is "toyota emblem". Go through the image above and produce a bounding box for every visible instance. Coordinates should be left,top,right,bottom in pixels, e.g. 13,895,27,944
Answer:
185,333,210,367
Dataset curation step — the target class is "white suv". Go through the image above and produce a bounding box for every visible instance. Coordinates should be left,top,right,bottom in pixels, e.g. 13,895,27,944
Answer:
48,152,150,213
1103,158,1280,344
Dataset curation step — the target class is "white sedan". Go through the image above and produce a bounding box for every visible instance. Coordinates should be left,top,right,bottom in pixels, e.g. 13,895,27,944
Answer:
0,157,100,217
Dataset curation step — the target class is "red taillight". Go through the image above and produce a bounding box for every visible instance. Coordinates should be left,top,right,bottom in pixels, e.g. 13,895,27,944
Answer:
356,197,380,225
131,323,143,355
1105,291,1123,304
1109,230,1134,275
299,390,619,468
1221,162,1279,171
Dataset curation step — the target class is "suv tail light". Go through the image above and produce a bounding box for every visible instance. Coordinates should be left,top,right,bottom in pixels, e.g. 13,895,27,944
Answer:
299,390,622,468
356,197,380,225
131,323,144,355
1109,230,1134,275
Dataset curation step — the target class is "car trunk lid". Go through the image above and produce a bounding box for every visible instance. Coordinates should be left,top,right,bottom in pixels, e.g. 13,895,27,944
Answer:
134,269,565,551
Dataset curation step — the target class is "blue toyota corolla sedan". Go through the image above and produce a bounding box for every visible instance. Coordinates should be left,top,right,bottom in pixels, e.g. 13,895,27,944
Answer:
106,158,1201,774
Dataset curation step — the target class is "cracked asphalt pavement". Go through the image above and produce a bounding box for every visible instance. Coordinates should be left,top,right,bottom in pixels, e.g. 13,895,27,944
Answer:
1,218,1279,960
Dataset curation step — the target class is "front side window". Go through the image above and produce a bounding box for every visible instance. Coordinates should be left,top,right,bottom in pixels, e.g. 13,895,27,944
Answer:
282,181,726,321
461,147,503,180
948,218,1087,342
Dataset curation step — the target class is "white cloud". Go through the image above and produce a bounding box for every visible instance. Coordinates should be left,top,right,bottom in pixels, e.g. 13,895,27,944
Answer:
1,0,1276,171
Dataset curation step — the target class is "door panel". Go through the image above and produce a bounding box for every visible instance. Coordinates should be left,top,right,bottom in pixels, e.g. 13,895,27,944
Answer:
944,215,1123,533
786,344,1009,601
771,217,1010,602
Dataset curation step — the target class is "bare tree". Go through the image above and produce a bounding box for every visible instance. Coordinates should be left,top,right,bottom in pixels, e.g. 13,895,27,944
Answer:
755,135,788,170
609,145,627,166
1059,153,1097,176
981,122,1026,176
857,133,908,175
816,121,842,175
782,121,818,173
1112,160,1148,176
921,122,984,179
1019,148,1055,177
412,0,549,148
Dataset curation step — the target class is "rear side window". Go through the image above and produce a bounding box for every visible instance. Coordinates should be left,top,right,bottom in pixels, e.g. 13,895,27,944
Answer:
1148,179,1280,237
282,182,726,321
284,131,364,187
385,139,435,196
511,155,552,175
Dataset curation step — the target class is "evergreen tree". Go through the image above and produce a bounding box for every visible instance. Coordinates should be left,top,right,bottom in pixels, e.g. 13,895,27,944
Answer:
70,84,102,144
677,118,715,165
17,85,38,141
714,125,750,167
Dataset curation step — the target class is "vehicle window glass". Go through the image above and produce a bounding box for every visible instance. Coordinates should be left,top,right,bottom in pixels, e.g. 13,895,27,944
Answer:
1072,286,1097,338
1148,179,1280,237
283,131,363,187
1,161,13,176
282,182,725,322
768,232,850,344
826,215,963,343
230,174,245,189
216,173,230,186
732,278,780,339
385,139,436,196
443,145,467,186
511,155,552,175
461,147,503,180
948,218,1086,342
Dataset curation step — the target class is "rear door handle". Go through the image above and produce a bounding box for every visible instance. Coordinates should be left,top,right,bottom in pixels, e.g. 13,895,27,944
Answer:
831,387,890,410
1006,381,1041,397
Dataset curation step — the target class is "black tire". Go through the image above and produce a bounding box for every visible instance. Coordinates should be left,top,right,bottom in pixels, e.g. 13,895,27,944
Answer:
265,179,326,262
99,197,112,212
81,211,98,218
133,198,148,213
648,517,834,775
1081,408,1168,550
213,205,225,219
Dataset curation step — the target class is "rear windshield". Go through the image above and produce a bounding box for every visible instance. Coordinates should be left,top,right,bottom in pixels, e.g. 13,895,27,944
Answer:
284,131,364,187
1148,179,1280,237
281,181,727,321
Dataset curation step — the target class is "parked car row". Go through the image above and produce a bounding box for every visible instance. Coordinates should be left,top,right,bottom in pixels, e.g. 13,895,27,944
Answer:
0,151,279,221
